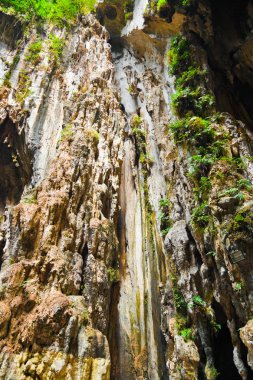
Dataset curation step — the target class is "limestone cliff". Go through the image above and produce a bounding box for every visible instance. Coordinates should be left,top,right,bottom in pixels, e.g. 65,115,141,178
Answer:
0,0,253,379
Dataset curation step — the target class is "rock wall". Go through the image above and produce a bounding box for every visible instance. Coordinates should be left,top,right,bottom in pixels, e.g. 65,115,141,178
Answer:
0,11,124,380
0,0,253,379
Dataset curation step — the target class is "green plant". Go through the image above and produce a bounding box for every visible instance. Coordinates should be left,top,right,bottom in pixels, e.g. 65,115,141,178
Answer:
180,0,193,7
16,69,32,103
144,291,148,306
0,0,97,23
124,11,133,21
192,294,206,308
170,271,187,312
157,0,167,11
25,39,43,65
205,365,219,380
20,278,35,289
80,308,90,325
180,327,193,341
169,116,214,146
191,202,211,229
210,320,221,333
0,284,7,299
139,152,154,166
175,66,203,88
158,198,172,236
237,178,253,191
228,209,253,234
107,267,119,284
131,114,142,128
86,128,99,143
168,35,190,76
128,83,136,94
234,282,244,292
3,53,20,87
171,87,215,117
188,154,215,180
58,124,73,143
193,176,211,201
23,192,38,204
48,34,64,65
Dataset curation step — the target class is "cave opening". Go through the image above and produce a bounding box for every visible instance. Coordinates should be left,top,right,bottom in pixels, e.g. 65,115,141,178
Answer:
209,0,253,130
212,301,241,380
0,116,33,212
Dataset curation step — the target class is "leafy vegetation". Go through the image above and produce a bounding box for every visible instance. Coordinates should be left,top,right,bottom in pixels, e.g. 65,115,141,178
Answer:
16,69,32,103
168,36,190,76
130,114,154,169
157,0,167,11
58,124,74,144
167,34,253,233
180,327,193,341
107,267,120,284
0,0,96,23
22,191,38,204
48,34,65,65
205,365,219,380
3,53,20,87
234,281,244,292
192,294,206,308
25,39,43,65
158,198,172,236
191,202,211,229
170,271,187,312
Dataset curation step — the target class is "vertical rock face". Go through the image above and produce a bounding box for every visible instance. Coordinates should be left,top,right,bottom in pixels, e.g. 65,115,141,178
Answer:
0,11,124,379
0,0,253,379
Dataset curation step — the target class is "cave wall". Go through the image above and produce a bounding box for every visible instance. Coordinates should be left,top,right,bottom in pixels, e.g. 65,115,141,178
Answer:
0,0,253,379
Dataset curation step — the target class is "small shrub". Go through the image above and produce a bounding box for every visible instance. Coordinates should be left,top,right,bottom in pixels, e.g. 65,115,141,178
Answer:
234,282,244,292
80,308,90,325
125,11,133,21
139,152,154,166
16,69,32,103
193,176,211,201
48,34,65,65
168,35,190,76
175,67,203,88
205,365,219,380
237,178,252,191
173,287,187,311
58,124,74,143
169,116,214,147
188,154,215,180
131,114,142,128
180,327,193,341
191,202,211,229
107,267,119,283
210,320,221,332
25,40,43,66
1,0,97,24
157,0,167,11
23,192,38,204
158,198,172,236
192,294,206,308
229,210,253,234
